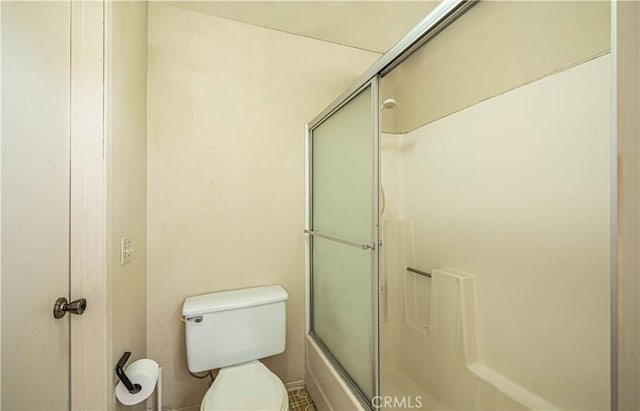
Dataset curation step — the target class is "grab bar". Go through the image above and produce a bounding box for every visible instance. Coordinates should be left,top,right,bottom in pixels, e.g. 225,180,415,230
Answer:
407,267,432,278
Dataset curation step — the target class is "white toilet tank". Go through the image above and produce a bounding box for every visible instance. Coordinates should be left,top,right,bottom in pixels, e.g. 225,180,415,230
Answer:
182,285,288,373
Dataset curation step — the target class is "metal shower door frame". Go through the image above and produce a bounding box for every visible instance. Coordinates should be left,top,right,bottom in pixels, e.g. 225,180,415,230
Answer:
304,0,620,409
305,76,380,408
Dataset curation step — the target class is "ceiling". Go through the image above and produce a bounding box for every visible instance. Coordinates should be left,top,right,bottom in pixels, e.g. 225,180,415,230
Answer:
162,1,439,54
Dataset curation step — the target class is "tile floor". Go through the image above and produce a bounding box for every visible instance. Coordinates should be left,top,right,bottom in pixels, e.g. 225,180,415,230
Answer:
288,388,316,411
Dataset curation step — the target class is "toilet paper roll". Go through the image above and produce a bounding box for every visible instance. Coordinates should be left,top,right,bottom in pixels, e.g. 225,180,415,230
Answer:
115,359,160,406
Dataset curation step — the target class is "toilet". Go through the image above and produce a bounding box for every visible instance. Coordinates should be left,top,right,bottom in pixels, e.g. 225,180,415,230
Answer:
182,285,289,411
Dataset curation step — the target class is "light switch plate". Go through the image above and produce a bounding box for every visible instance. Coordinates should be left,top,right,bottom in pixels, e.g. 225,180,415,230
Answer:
120,236,132,265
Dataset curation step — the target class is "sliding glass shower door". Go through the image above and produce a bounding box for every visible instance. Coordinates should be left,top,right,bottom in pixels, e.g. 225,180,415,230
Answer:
308,79,379,403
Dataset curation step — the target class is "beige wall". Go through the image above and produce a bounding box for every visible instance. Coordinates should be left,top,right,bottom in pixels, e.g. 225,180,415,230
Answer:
617,1,640,410
381,55,611,410
382,0,610,134
106,2,148,410
164,1,437,54
146,4,379,409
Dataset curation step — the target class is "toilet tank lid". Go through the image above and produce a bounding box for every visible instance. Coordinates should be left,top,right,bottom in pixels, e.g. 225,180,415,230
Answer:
182,285,288,316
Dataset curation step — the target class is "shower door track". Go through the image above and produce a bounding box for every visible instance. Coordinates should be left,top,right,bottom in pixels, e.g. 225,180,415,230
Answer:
307,0,477,131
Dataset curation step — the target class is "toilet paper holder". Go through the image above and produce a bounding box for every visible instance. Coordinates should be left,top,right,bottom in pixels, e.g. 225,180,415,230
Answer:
116,352,142,394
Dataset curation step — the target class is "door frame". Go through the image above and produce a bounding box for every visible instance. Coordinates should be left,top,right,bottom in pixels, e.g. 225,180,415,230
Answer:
0,1,108,409
69,1,109,410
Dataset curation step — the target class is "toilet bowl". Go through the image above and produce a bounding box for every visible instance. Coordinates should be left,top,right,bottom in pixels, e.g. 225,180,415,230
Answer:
201,361,288,411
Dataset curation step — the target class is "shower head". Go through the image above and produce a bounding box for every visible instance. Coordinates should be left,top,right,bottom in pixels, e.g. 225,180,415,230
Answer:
381,98,398,110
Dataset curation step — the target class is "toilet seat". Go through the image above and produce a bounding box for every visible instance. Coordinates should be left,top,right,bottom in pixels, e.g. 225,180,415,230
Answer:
201,361,289,411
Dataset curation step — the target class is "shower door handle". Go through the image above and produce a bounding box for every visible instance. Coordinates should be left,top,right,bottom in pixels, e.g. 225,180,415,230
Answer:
53,297,87,319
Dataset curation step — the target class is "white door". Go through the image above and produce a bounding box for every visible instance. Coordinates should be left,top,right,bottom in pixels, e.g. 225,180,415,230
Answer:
1,2,74,409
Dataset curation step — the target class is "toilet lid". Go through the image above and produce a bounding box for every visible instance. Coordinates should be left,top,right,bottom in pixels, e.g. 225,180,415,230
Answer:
202,361,288,411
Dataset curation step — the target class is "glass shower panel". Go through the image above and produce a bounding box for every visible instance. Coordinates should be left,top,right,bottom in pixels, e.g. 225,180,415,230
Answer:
312,236,373,399
312,86,373,243
379,2,611,410
310,82,377,402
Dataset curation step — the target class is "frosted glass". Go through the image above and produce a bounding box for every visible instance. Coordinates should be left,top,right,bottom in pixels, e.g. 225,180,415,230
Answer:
313,236,373,399
312,86,373,243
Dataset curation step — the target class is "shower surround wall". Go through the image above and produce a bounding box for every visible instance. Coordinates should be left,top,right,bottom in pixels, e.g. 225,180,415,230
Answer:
381,55,611,409
378,3,611,409
146,4,380,409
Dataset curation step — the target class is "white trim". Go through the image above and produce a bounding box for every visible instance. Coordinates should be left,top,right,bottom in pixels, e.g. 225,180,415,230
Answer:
170,405,200,411
610,2,619,410
0,3,3,407
285,380,306,392
70,1,108,409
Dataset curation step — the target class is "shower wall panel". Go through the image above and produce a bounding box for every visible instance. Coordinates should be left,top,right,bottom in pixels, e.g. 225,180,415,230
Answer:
380,55,611,410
